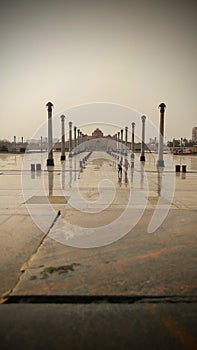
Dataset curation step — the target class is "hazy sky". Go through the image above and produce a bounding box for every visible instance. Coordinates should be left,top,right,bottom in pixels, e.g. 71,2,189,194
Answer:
1,0,197,141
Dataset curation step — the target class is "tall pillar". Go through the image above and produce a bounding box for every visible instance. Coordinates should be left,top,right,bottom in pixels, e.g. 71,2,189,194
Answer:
21,137,23,144
41,136,43,152
131,122,135,159
114,134,117,152
69,121,72,158
46,102,54,166
74,126,77,153
125,126,128,156
140,115,146,162
80,131,83,150
14,136,16,152
60,115,66,161
77,129,80,146
120,129,123,155
157,103,166,167
117,131,120,152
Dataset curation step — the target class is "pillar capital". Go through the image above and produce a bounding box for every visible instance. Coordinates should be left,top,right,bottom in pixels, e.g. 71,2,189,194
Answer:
46,102,54,112
60,114,66,121
131,122,135,128
158,103,166,113
141,115,146,123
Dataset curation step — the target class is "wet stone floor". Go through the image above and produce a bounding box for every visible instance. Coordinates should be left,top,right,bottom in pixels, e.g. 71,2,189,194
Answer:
0,151,196,299
0,151,197,349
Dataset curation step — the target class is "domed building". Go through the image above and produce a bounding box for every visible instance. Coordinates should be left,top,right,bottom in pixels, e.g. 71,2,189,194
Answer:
53,127,143,153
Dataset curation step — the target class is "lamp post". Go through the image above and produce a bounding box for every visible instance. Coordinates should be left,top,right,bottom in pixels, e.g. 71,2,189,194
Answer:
157,103,166,167
60,115,66,161
140,115,146,162
46,102,54,166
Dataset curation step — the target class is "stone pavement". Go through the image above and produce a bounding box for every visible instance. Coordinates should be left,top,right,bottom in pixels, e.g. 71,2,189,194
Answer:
0,303,197,350
0,151,197,349
6,151,197,298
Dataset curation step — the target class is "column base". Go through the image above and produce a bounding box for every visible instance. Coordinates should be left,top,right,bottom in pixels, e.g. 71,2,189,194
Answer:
60,155,66,161
157,160,165,167
140,155,145,162
47,159,54,166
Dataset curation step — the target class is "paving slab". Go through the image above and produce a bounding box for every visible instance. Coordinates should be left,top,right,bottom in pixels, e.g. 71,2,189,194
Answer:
8,209,196,298
0,303,197,350
7,152,197,298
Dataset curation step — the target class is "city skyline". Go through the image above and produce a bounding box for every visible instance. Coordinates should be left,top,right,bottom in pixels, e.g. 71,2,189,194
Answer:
1,0,197,140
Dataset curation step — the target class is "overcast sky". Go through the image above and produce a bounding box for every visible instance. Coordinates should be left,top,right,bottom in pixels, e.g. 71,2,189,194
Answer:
1,0,197,141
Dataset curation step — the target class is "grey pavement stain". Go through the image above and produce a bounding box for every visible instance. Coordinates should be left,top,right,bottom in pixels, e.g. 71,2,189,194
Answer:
30,263,81,280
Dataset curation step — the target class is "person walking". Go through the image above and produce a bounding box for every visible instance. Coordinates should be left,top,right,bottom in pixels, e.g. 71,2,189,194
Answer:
118,161,122,177
124,158,129,174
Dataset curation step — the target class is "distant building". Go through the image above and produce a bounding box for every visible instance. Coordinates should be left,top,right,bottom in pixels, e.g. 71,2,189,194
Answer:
53,128,145,152
91,128,104,138
192,127,197,143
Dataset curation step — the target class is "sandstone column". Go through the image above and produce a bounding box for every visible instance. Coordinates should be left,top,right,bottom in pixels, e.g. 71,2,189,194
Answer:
60,115,66,161
157,103,166,167
46,102,54,166
140,115,146,162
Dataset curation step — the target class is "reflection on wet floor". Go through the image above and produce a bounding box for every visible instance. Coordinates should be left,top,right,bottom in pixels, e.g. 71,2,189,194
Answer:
25,152,173,212
0,151,197,212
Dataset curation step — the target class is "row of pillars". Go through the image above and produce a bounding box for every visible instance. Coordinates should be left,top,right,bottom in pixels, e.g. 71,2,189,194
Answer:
115,122,135,158
46,102,85,166
114,103,166,166
62,120,84,160
13,136,24,144
46,102,167,167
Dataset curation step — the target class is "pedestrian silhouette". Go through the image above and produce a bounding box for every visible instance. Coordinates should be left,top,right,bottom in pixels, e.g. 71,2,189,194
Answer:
118,161,122,176
124,158,129,174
